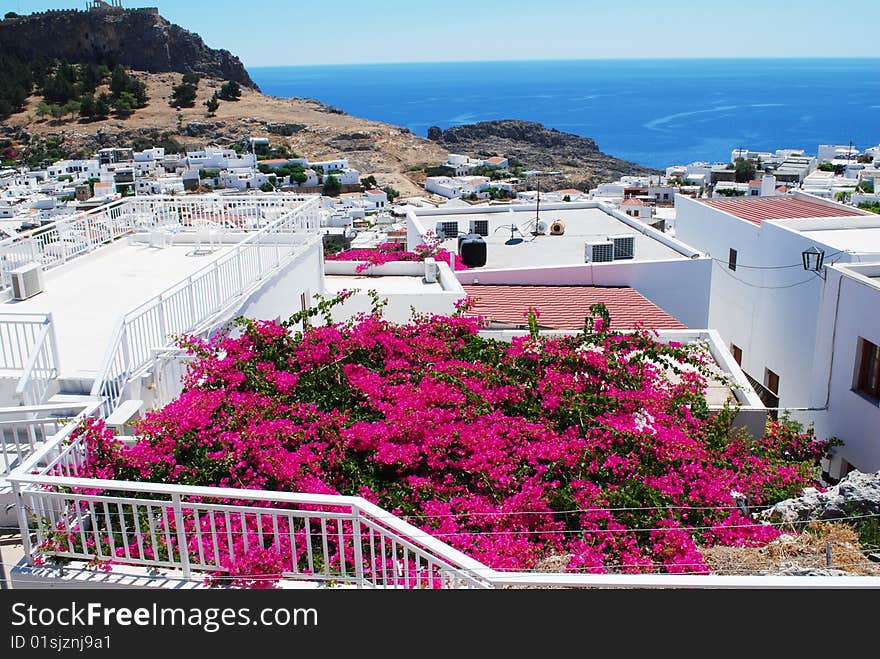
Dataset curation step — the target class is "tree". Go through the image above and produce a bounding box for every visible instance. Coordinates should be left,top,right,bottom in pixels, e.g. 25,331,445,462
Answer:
323,174,341,196
95,93,112,118
42,70,75,105
382,185,399,201
79,93,97,118
217,81,241,102
361,175,378,189
182,72,201,86
109,65,130,97
113,92,137,117
733,157,757,183
170,83,197,108
818,162,835,172
62,99,81,119
204,95,220,116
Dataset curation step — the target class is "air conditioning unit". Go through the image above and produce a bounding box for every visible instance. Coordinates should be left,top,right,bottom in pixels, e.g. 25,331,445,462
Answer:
585,240,615,264
10,262,45,300
609,234,636,260
469,219,489,236
435,221,459,240
149,229,171,249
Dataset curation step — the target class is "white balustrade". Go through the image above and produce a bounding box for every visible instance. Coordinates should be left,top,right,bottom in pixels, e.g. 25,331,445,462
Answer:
90,196,320,416
0,402,98,484
0,313,51,372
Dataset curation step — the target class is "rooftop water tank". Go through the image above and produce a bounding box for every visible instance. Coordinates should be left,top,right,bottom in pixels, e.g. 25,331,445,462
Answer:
459,235,487,268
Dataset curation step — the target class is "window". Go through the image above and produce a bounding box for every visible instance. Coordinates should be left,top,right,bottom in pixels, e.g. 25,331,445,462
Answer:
855,338,880,402
731,344,743,366
728,248,738,271
764,368,780,396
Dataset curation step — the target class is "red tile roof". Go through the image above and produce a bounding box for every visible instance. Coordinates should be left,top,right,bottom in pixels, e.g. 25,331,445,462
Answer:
697,196,863,225
486,157,507,164
621,197,646,206
462,285,686,330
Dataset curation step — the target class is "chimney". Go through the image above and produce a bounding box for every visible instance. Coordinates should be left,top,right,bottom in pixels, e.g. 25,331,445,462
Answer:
761,174,777,197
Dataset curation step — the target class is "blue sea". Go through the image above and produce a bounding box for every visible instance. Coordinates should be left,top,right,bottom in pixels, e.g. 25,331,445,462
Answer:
250,59,880,169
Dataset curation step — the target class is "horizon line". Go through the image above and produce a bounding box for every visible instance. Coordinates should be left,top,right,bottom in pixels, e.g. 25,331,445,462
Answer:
247,55,880,69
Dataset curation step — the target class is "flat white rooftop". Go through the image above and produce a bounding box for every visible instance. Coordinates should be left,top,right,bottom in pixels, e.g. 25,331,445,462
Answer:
798,226,880,254
432,207,685,270
3,239,235,378
325,275,444,295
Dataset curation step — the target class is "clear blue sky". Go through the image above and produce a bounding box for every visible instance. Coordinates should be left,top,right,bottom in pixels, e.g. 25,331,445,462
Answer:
3,1,879,66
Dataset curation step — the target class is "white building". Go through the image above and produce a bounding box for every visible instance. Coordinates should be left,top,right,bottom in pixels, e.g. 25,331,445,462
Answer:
675,192,880,473
809,262,880,475
818,144,860,163
363,188,389,209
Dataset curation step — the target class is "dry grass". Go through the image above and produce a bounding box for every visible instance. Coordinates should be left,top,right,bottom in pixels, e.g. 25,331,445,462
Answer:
6,72,448,198
702,522,880,576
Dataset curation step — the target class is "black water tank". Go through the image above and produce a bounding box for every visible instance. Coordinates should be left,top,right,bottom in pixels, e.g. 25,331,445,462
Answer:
458,232,480,252
459,235,487,268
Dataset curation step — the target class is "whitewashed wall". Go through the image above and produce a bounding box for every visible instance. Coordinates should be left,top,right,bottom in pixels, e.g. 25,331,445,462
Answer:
805,264,880,473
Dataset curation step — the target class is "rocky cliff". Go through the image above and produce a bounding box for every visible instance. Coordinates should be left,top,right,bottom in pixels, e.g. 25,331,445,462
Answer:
428,119,658,188
0,8,257,89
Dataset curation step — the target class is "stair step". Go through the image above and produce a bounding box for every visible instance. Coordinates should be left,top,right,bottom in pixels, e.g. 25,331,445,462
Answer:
47,394,104,408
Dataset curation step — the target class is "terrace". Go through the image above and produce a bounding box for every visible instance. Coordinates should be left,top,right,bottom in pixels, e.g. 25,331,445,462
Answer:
418,205,692,270
0,194,322,416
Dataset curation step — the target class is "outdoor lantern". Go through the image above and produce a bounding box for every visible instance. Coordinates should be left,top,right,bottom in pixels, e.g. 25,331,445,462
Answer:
802,246,826,273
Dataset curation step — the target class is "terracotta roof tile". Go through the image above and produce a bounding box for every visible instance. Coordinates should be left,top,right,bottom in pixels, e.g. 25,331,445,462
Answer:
462,285,686,330
697,196,862,225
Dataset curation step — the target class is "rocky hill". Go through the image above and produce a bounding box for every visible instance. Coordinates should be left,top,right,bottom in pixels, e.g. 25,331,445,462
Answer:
429,120,659,188
0,8,256,89
2,72,447,197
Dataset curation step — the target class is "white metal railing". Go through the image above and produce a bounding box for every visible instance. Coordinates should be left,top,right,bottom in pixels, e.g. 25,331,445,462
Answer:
150,348,194,409
7,421,880,589
91,199,321,416
0,402,98,485
0,194,320,295
0,200,130,289
9,424,489,588
0,313,52,372
15,313,60,406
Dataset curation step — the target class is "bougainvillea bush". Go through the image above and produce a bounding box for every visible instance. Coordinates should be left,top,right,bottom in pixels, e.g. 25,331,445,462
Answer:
64,300,832,586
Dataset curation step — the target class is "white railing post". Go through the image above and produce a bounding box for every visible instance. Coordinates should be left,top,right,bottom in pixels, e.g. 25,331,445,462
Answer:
120,324,130,375
46,312,59,375
236,248,244,294
187,276,197,326
213,264,221,310
158,296,167,343
352,506,364,588
171,493,192,580
13,481,34,566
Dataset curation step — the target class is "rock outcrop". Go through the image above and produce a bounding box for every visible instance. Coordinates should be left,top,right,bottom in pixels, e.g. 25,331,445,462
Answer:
760,470,880,524
0,8,257,89
428,119,659,188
